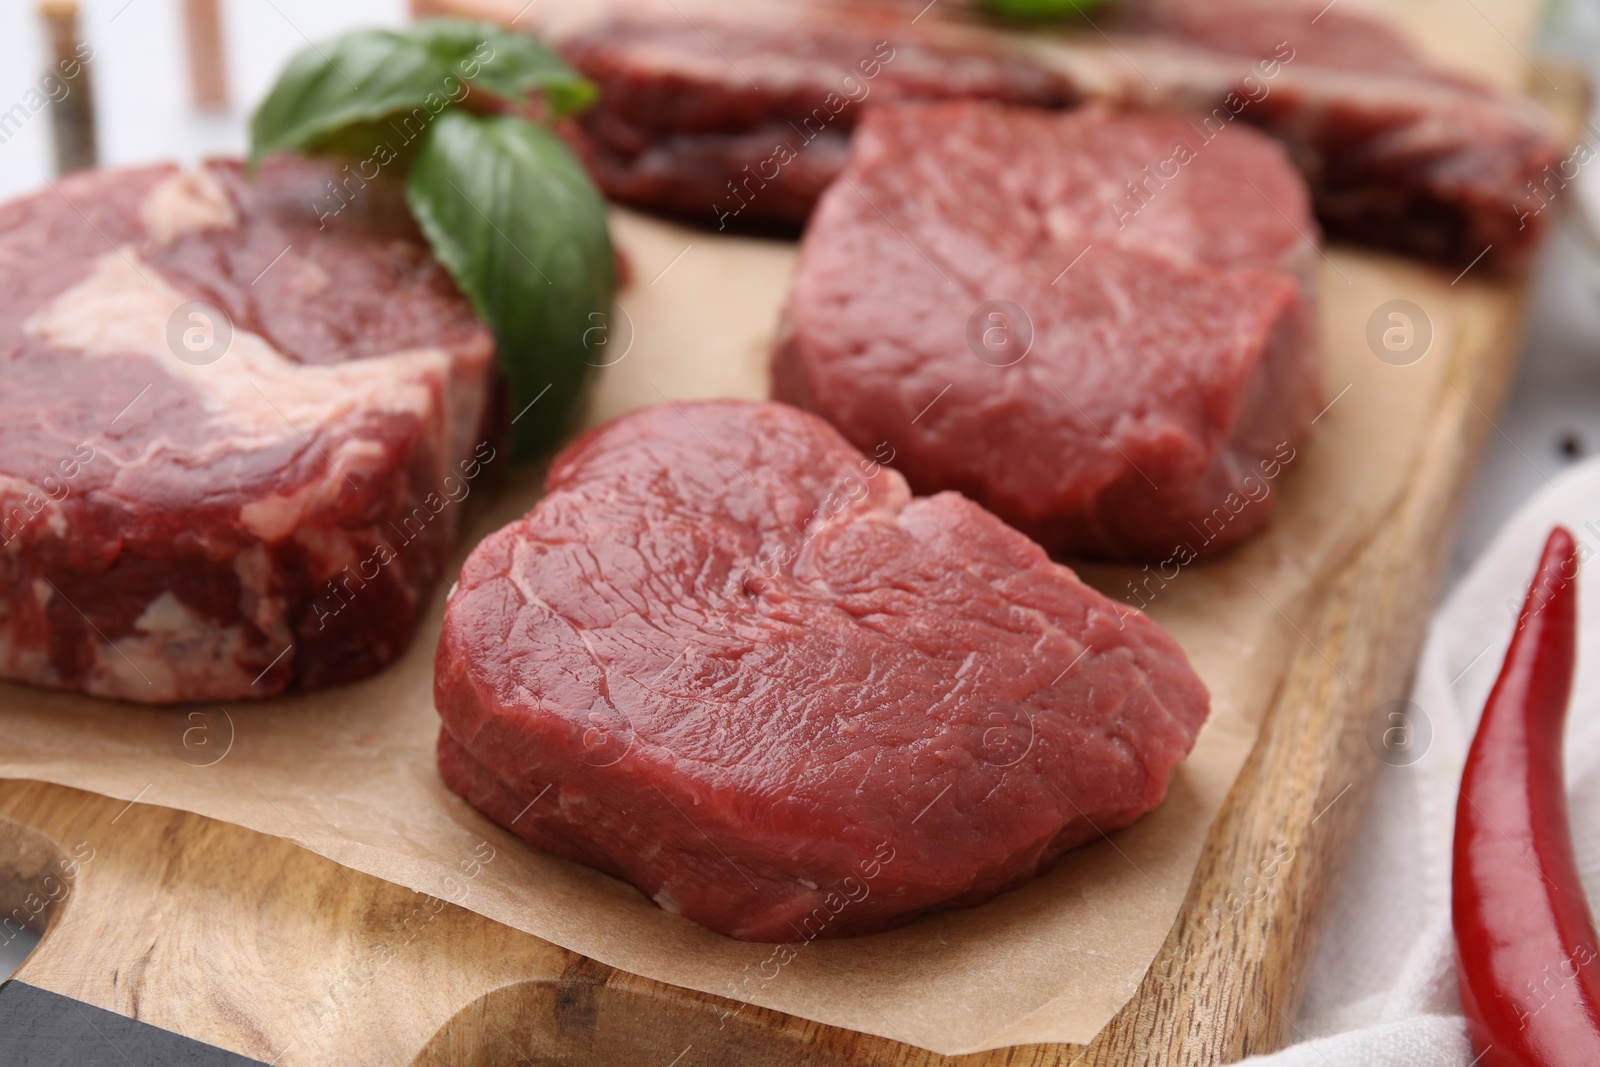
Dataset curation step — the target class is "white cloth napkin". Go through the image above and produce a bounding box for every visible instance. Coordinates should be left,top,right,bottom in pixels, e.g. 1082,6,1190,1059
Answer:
1241,457,1600,1064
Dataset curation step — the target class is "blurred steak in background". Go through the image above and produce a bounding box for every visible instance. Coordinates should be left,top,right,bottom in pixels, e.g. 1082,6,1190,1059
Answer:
523,0,1564,272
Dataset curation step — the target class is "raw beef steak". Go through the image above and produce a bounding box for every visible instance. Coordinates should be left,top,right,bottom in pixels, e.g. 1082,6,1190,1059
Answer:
0,157,496,703
773,101,1320,561
536,0,1563,271
434,400,1209,942
552,3,1076,231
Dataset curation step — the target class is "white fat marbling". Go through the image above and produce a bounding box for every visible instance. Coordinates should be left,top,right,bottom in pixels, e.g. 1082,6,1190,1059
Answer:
24,250,453,465
141,167,238,245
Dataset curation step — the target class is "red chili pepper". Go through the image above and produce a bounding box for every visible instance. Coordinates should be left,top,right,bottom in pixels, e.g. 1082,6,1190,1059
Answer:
1454,526,1600,1066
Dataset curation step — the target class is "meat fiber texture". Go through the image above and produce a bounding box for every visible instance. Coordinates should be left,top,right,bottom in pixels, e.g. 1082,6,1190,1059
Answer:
540,0,1564,272
434,400,1209,942
0,158,495,703
772,101,1320,562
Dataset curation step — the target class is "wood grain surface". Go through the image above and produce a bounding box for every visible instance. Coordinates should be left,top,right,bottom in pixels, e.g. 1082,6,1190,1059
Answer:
1,10,1584,1067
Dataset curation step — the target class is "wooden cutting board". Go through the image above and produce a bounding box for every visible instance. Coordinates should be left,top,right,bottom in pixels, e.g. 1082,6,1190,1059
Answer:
0,10,1584,1067
0,256,1544,1067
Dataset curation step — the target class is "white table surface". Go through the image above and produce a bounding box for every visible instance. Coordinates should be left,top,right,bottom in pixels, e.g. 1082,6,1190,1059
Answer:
1,0,1598,1013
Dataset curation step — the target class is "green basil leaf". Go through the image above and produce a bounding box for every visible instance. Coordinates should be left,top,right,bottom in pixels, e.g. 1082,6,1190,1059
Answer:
406,110,616,458
413,19,597,116
250,28,449,168
249,20,593,169
980,0,1114,18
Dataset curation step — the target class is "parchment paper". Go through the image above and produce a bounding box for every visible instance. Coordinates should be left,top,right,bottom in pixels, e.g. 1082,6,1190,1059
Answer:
0,203,1512,1054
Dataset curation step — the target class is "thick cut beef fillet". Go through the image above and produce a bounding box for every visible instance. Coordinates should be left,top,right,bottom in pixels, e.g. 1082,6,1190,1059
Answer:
434,400,1209,942
0,158,495,702
773,101,1320,561
530,0,1563,271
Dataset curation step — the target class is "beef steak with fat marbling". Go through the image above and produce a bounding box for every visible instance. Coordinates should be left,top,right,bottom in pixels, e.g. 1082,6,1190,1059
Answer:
0,157,495,703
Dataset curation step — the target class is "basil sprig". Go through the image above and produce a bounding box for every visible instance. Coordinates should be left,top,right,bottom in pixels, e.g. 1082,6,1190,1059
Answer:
249,19,614,458
980,0,1113,18
408,111,615,455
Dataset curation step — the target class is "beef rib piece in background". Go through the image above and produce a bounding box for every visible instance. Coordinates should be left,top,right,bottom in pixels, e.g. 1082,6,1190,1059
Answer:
773,100,1321,562
434,400,1209,942
530,0,1563,273
0,158,496,703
